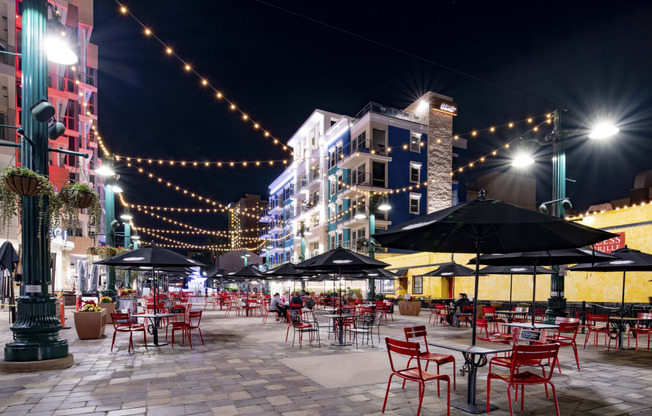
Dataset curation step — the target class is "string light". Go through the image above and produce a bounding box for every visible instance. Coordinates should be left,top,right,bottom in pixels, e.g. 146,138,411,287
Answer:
137,208,260,235
452,114,550,141
113,0,292,155
450,119,548,177
124,203,261,219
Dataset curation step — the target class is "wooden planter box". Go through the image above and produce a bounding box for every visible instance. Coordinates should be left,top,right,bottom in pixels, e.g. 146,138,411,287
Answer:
398,301,421,316
100,302,116,323
73,309,107,340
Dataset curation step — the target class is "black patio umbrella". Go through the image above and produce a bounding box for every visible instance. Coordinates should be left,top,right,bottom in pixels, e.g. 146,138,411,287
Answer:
569,247,652,348
469,248,616,324
229,265,266,315
372,192,616,342
296,246,388,346
423,262,479,299
265,262,315,294
359,268,399,280
95,246,207,345
478,265,555,308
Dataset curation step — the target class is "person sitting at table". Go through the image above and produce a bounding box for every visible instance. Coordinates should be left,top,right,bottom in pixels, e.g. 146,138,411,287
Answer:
269,293,288,321
289,292,303,309
303,292,316,311
450,293,472,327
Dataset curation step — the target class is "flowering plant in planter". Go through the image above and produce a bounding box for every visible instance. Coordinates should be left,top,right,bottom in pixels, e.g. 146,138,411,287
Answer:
86,246,99,256
120,288,135,298
0,165,63,235
98,246,117,258
99,296,113,304
80,300,102,312
59,182,102,238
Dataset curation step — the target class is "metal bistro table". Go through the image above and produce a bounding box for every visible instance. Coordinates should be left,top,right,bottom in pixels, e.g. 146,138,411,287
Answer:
322,313,357,346
494,310,528,333
134,312,177,347
608,316,651,350
429,342,512,414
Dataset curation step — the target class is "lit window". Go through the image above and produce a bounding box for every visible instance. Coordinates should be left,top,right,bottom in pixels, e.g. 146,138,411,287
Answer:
410,162,421,183
410,133,421,152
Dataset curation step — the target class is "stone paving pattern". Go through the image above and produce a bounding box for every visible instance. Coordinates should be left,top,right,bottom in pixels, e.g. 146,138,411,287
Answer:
1,302,651,416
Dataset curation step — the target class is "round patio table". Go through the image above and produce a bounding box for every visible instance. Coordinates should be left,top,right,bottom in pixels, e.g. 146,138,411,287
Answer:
322,313,358,346
134,312,178,347
609,316,651,350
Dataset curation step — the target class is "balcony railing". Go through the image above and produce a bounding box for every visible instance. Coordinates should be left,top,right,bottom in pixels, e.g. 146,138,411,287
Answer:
354,102,426,125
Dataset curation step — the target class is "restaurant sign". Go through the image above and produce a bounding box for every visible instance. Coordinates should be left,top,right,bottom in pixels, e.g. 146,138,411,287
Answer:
593,232,625,253
431,97,458,116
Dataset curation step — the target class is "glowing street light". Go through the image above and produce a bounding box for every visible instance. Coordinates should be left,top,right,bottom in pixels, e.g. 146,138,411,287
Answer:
95,164,115,177
589,121,620,140
511,151,535,168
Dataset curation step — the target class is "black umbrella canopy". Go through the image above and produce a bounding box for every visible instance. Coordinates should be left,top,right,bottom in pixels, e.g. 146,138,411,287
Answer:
423,262,479,277
478,265,555,275
295,247,388,271
265,262,314,279
205,269,228,278
359,268,399,280
94,246,207,268
372,193,617,254
116,266,195,273
372,192,617,344
568,247,652,272
468,248,616,267
228,265,265,278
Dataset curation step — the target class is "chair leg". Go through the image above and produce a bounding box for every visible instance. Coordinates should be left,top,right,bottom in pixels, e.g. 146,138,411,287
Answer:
198,327,204,345
506,384,514,416
382,374,395,413
143,330,148,350
416,381,424,416
572,344,580,371
111,330,117,352
550,382,560,416
486,377,492,414
453,361,456,390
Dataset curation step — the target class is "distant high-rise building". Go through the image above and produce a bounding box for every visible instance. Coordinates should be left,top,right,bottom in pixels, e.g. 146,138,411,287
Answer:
229,194,267,252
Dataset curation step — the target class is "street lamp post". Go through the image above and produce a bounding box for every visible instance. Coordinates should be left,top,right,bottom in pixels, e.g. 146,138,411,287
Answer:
512,109,619,323
365,194,391,300
100,158,117,299
4,0,70,362
120,210,132,289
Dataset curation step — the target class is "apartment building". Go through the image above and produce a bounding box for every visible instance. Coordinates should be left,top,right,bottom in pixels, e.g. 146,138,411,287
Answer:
260,92,466,267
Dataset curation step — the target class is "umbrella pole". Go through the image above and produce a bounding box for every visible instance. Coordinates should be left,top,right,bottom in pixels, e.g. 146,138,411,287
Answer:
339,268,344,345
619,271,626,349
532,268,537,325
509,274,513,310
471,242,480,347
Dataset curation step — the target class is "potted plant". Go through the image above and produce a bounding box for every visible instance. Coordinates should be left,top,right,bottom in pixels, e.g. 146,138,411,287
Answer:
98,246,117,258
0,165,61,235
86,246,99,256
73,300,107,340
120,288,135,299
59,182,102,233
99,295,116,323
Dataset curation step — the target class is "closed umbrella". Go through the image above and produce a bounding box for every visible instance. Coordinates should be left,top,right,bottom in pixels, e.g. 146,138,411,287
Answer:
469,248,615,324
296,247,388,346
569,246,652,349
372,191,616,413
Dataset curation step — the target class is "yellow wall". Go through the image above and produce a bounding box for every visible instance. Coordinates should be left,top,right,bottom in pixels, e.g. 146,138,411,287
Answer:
380,203,652,303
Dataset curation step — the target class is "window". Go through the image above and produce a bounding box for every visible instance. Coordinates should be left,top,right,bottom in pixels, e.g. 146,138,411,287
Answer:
372,162,386,187
336,143,343,162
352,131,367,152
409,193,421,214
330,234,336,249
329,150,336,168
337,172,343,192
413,276,423,294
410,163,421,183
378,279,395,294
372,129,386,155
330,178,336,196
353,163,366,185
410,133,421,152
337,232,343,247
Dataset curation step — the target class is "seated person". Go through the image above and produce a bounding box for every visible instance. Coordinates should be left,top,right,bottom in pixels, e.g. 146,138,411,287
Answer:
289,292,303,309
450,293,472,327
303,292,316,311
269,293,288,321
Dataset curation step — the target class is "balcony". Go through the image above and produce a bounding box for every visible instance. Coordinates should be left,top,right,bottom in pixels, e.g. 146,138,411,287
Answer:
297,200,320,218
268,199,283,215
354,102,426,125
338,139,391,170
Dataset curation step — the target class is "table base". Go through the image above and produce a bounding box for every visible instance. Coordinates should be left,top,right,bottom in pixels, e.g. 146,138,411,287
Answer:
451,398,498,414
331,342,354,347
145,342,169,347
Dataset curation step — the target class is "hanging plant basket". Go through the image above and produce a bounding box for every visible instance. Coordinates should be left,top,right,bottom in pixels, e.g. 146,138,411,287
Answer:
60,189,95,209
4,174,42,196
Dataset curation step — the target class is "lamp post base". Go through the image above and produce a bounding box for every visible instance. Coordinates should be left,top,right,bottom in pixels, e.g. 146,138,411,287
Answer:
4,297,69,362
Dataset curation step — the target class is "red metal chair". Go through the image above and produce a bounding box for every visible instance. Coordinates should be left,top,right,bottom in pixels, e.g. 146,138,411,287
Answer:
185,310,204,348
482,306,505,332
382,337,450,416
404,326,456,393
551,320,581,372
111,312,147,353
476,319,512,344
285,303,306,341
583,314,615,350
460,304,474,327
628,312,652,350
487,343,561,415
430,304,448,326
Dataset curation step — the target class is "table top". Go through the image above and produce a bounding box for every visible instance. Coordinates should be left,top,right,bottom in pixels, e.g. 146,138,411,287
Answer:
134,312,179,318
322,314,358,319
503,323,558,329
495,310,528,314
429,342,512,355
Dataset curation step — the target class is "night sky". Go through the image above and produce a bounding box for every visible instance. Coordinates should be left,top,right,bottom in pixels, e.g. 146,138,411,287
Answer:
92,0,652,246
